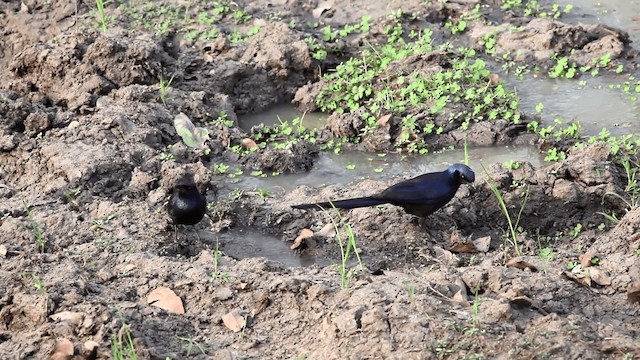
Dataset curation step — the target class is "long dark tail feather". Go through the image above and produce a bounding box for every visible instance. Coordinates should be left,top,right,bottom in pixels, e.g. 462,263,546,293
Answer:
292,197,387,210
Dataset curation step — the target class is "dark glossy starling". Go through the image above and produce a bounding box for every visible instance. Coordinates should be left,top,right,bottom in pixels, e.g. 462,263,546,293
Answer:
168,183,207,240
292,164,475,218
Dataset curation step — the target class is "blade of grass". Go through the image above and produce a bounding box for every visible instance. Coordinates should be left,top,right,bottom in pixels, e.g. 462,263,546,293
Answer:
481,163,527,256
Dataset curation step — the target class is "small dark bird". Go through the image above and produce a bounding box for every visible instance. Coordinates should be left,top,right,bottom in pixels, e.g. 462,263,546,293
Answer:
168,183,207,240
292,164,475,217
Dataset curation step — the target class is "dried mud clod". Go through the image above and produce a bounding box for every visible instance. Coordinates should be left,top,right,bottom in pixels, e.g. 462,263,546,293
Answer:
7,30,170,112
240,141,319,174
469,18,635,67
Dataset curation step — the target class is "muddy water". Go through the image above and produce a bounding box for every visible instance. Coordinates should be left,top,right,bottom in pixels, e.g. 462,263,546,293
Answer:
233,144,543,192
512,74,640,136
226,142,542,267
557,0,640,45
239,102,327,132
214,228,329,267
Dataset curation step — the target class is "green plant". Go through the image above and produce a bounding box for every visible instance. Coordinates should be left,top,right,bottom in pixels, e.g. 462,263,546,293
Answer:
503,160,521,170
314,18,522,153
111,315,138,360
22,198,45,252
160,149,175,162
481,164,529,255
597,210,620,225
548,55,577,79
177,336,207,355
95,0,109,32
159,74,175,106
471,284,481,326
538,247,556,273
323,205,365,289
463,135,469,165
232,9,251,24
209,240,228,282
620,157,640,208
211,111,234,127
212,163,230,175
21,272,47,295
403,281,416,301
64,186,82,206
445,19,467,35
256,188,270,201
544,147,567,162
569,223,583,239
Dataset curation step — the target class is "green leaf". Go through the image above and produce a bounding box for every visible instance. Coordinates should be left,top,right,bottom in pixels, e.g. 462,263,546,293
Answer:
174,113,210,149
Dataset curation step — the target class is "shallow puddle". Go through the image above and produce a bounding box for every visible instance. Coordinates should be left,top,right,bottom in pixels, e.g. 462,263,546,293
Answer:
509,74,640,136
557,0,640,45
231,144,543,192
239,102,327,132
212,227,332,268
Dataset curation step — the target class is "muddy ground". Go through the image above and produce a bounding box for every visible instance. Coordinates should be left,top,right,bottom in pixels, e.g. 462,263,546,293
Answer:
0,0,639,359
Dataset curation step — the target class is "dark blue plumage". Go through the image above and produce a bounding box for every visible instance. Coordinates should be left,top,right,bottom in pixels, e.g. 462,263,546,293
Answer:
168,184,207,225
292,164,475,217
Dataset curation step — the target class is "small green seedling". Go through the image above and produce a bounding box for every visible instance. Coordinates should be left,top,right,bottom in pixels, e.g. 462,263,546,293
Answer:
22,198,46,252
481,163,528,255
95,0,109,32
21,272,47,295
111,314,138,360
159,75,175,105
177,336,207,355
403,281,416,301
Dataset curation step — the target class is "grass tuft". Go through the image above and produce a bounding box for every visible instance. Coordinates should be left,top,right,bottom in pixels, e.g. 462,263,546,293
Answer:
111,314,139,360
481,163,528,256
21,198,46,252
323,204,365,289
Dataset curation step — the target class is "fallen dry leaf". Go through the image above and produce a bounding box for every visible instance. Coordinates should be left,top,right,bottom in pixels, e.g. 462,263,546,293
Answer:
449,242,477,253
291,228,314,250
452,277,469,305
50,311,83,325
222,309,246,332
473,236,491,253
315,223,336,238
203,53,215,63
509,296,533,308
83,340,99,352
588,267,611,286
50,338,74,360
488,73,500,86
147,287,185,314
579,251,599,268
377,114,392,126
506,258,538,272
452,289,470,307
241,138,259,150
627,282,640,304
562,271,591,287
433,246,459,266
